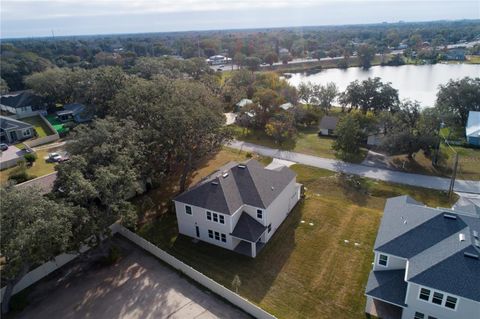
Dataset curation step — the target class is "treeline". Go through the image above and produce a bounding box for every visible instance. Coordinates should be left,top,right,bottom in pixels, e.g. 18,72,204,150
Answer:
2,20,479,90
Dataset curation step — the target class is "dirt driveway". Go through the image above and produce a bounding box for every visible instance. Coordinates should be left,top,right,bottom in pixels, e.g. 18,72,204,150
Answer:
13,237,250,319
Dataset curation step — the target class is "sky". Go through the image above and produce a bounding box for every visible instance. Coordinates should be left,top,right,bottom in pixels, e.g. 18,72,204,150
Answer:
1,0,479,38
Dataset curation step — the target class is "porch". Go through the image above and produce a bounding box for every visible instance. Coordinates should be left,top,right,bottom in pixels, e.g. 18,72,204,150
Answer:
233,240,266,258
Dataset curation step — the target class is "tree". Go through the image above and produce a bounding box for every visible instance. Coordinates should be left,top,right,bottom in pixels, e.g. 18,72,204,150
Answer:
332,114,365,160
357,44,376,69
1,186,73,314
264,52,278,66
317,82,338,113
0,78,9,94
339,77,399,113
234,52,246,68
244,56,262,72
265,113,296,144
435,77,480,126
54,118,143,254
253,88,281,127
232,275,242,293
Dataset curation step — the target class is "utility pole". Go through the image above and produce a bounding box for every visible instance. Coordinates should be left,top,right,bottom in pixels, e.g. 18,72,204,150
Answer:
448,153,459,198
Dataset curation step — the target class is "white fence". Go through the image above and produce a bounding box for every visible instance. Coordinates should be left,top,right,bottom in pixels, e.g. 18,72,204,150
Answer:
1,224,278,319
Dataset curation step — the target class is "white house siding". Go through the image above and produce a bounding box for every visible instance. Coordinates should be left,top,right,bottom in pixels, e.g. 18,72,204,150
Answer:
373,252,407,271
264,179,300,242
403,283,480,319
319,128,329,136
173,201,235,250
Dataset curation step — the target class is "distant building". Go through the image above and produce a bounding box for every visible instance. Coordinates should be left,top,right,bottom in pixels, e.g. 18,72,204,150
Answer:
0,116,35,144
235,98,253,112
365,195,480,319
466,111,480,146
0,91,45,118
206,55,231,65
56,103,91,123
279,102,294,110
318,116,339,136
443,48,466,61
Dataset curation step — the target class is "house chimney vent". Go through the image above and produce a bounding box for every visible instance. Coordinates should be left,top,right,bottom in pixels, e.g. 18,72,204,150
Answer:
238,164,246,169
464,252,479,259
222,172,229,178
443,213,457,220
459,233,466,242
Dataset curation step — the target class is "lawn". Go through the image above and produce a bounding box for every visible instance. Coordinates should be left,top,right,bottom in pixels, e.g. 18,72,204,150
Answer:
388,144,480,180
21,116,54,138
137,148,455,319
232,124,367,163
0,149,57,185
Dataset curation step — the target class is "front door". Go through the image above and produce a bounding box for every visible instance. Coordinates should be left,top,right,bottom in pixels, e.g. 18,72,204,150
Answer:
9,131,17,142
195,226,200,237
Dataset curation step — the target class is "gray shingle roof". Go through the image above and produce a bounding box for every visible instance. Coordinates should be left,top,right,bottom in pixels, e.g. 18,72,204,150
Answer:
366,270,408,306
231,212,267,242
0,91,40,109
374,195,480,302
0,116,33,131
174,159,296,215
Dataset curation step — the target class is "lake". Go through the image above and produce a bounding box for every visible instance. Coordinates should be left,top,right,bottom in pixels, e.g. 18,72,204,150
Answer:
287,63,480,107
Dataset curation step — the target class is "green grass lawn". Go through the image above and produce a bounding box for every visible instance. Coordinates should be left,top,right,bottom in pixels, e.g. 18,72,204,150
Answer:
0,149,57,185
21,116,54,138
232,124,367,163
136,148,455,319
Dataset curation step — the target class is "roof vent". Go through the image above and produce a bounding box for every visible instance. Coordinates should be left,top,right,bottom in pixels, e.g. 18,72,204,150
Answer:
238,164,246,169
222,172,229,178
443,213,457,220
459,233,466,242
271,186,275,190
464,252,479,259
211,181,219,185
473,230,479,238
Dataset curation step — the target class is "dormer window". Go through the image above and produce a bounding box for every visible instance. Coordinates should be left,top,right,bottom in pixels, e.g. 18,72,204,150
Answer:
257,209,263,219
378,254,388,266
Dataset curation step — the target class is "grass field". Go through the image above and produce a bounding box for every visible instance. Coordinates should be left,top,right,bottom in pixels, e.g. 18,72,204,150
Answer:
232,124,367,163
0,149,57,185
137,148,455,319
21,116,53,138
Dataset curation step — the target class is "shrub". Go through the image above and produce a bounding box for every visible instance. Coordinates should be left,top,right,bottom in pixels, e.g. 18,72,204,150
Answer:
8,167,29,184
23,153,37,165
245,152,253,158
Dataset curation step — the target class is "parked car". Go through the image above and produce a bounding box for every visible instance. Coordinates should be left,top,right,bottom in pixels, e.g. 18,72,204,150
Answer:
48,152,63,162
0,143,8,151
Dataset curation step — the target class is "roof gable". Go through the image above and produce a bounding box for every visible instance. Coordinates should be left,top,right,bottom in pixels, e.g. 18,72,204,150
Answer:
466,111,480,137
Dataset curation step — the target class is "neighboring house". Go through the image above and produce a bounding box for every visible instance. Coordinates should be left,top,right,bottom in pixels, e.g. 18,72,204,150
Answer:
443,49,466,61
318,115,339,136
235,98,253,112
0,116,35,144
0,91,45,118
279,102,294,110
466,111,480,146
56,103,91,123
173,159,302,258
365,195,480,319
206,55,232,65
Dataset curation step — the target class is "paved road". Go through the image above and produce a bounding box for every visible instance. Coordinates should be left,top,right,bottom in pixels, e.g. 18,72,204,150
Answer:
229,140,480,194
14,236,250,319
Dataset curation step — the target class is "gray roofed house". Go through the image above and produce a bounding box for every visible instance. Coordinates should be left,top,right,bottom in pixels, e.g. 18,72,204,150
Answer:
0,115,35,144
56,103,92,123
0,91,44,117
318,115,339,136
365,195,480,319
174,159,301,257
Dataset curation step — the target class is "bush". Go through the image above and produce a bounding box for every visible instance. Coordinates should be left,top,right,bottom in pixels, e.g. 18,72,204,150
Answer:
23,153,37,165
245,152,253,158
8,161,30,183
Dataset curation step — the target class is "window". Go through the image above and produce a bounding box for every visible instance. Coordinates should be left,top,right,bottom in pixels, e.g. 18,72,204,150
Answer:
419,288,431,301
185,205,192,215
428,316,438,319
257,209,263,219
221,234,226,242
208,230,213,238
378,254,388,266
219,215,225,224
206,211,212,220
445,296,457,310
268,224,272,233
23,129,30,137
414,312,424,319
432,292,444,305
214,231,220,240
213,213,218,222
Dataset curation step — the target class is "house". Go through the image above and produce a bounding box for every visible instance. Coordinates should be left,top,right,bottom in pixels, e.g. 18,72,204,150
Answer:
235,98,253,112
0,116,35,144
56,103,91,123
466,111,480,146
443,49,466,61
0,91,45,118
318,115,339,136
279,102,294,110
365,195,480,319
173,159,302,258
206,55,232,65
